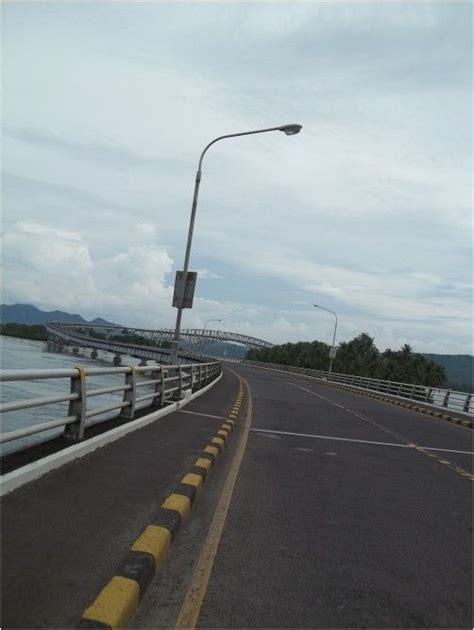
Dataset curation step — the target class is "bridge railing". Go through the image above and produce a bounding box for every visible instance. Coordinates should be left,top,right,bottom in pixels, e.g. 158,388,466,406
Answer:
244,361,473,417
0,361,221,450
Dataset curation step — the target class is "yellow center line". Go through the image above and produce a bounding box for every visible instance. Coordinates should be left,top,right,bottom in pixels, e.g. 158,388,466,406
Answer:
174,371,252,629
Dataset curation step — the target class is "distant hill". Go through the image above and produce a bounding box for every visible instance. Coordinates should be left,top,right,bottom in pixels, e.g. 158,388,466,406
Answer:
423,354,473,391
0,304,119,327
201,340,248,359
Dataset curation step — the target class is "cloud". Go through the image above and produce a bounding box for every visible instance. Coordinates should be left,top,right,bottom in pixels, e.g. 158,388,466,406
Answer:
4,126,186,171
2,221,174,324
197,268,223,280
2,2,472,354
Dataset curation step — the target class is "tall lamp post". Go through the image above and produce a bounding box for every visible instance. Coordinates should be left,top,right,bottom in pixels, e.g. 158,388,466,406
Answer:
200,318,222,355
170,123,302,364
313,304,338,374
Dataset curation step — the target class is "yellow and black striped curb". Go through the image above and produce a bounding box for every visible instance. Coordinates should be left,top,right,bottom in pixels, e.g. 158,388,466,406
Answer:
318,381,472,430
78,379,245,629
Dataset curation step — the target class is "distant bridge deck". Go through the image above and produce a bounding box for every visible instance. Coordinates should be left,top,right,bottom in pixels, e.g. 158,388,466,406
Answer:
46,324,201,364
50,321,274,350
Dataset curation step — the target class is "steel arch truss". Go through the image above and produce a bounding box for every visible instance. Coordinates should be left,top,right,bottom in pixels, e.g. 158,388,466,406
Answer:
48,322,274,351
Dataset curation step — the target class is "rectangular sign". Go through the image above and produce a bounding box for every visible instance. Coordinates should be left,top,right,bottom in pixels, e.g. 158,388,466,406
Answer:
172,271,197,308
329,347,337,359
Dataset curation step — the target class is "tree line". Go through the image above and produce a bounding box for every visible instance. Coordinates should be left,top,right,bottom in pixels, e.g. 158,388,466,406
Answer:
0,323,48,341
246,333,447,387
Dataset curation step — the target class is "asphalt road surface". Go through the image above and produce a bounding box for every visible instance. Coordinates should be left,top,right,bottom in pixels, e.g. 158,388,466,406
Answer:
134,363,473,630
1,370,238,629
2,363,472,628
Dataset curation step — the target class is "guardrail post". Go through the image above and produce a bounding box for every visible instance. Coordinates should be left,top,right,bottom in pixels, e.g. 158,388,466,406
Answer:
161,367,167,405
121,368,137,418
153,368,162,405
199,364,203,389
64,367,87,441
442,390,451,407
463,393,471,413
178,365,183,400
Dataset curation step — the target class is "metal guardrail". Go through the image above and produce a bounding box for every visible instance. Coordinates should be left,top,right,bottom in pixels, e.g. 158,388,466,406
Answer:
0,361,221,447
244,361,473,416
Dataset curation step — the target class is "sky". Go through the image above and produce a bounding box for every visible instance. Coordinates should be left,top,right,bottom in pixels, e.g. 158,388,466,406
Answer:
2,1,472,354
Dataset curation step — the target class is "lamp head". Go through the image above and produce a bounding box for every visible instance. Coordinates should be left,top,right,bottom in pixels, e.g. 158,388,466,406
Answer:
279,124,302,136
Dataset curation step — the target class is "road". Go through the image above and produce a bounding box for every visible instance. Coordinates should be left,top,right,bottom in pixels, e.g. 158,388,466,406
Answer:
2,363,472,628
1,370,237,629
134,363,473,630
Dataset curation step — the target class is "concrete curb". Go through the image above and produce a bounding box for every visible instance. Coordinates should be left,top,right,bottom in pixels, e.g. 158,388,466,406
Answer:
78,379,245,629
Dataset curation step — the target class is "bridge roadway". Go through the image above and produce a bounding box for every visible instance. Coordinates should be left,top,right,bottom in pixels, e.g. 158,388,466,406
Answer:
2,364,472,628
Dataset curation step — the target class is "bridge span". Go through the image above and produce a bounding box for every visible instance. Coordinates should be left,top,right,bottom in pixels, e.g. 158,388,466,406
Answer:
49,321,274,354
1,361,472,629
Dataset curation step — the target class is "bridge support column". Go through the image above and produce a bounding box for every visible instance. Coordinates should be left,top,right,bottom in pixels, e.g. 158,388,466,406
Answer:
72,346,79,355
91,349,98,359
139,358,148,366
113,354,122,366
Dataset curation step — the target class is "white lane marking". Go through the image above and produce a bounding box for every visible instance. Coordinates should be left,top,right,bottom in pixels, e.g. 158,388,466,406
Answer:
250,428,473,455
412,445,473,455
286,381,473,454
287,382,348,410
178,410,226,421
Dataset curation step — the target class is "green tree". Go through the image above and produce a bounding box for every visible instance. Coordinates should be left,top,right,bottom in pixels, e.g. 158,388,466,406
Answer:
247,333,447,387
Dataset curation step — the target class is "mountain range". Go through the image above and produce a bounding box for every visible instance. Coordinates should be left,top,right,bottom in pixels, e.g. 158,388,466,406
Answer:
0,303,119,327
422,353,472,391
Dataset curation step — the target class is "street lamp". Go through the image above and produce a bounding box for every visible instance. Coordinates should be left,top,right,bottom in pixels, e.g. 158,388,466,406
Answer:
200,318,222,354
170,123,303,363
313,304,338,375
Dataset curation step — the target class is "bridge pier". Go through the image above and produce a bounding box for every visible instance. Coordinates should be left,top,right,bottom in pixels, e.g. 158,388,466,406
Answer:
91,349,98,359
139,359,148,366
47,339,65,353
113,353,122,366
72,346,79,355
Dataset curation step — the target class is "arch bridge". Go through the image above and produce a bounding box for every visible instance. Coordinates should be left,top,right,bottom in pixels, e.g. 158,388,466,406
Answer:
47,321,274,358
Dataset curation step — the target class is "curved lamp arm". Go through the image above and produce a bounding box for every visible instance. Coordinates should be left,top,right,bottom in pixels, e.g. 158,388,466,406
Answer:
314,304,338,347
198,125,301,171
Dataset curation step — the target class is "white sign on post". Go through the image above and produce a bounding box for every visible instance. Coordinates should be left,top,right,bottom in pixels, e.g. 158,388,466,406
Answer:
173,271,197,309
329,347,337,359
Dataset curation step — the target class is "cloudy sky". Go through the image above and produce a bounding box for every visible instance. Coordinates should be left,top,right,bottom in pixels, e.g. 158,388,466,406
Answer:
2,2,472,353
